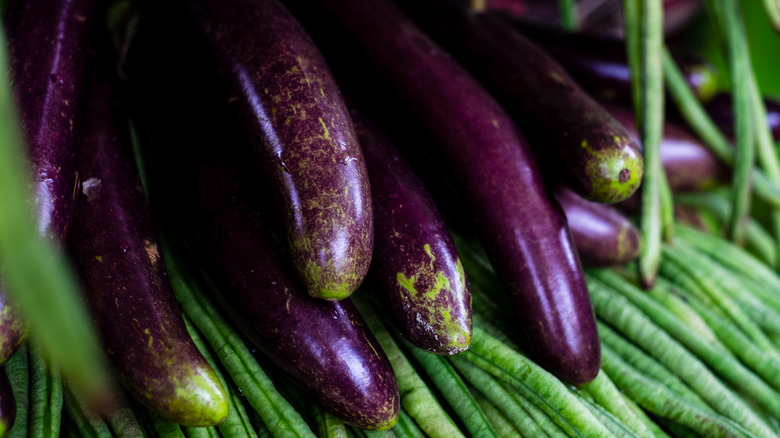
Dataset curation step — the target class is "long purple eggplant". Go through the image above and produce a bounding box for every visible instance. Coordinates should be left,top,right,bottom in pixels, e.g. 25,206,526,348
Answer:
126,18,400,429
397,0,642,204
0,0,97,367
313,0,600,384
5,0,95,242
68,69,228,427
603,102,729,193
170,0,373,301
352,107,472,355
554,186,640,267
505,18,720,103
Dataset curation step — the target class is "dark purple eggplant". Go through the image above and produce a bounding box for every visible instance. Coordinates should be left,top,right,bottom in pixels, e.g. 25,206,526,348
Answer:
126,17,400,429
351,107,472,355
172,0,373,301
603,102,729,193
503,18,719,103
1,0,97,368
68,69,228,427
0,367,15,436
702,92,780,142
314,0,600,384
554,186,640,267
5,0,96,242
398,0,643,204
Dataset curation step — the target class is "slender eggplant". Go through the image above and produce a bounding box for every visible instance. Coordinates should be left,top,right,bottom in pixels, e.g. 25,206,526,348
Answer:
603,102,729,193
126,18,400,429
67,68,228,427
504,18,720,103
702,92,780,142
0,0,97,367
0,367,15,436
5,0,96,242
351,107,472,355
170,0,372,300
554,186,641,267
398,0,642,204
313,0,600,384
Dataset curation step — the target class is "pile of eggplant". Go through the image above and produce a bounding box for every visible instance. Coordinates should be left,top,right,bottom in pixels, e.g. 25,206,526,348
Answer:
2,0,780,436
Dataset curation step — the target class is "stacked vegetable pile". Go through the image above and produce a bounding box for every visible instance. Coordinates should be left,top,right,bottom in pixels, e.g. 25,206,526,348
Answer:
1,0,780,436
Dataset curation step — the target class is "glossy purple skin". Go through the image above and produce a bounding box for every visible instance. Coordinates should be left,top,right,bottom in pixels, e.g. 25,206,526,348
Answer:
0,284,26,365
352,109,472,355
506,19,720,103
67,72,227,427
0,368,15,436
1,0,95,373
703,92,780,142
554,186,640,267
126,20,400,425
319,0,600,384
180,0,372,300
5,0,95,242
398,0,643,204
604,102,729,193
163,138,400,431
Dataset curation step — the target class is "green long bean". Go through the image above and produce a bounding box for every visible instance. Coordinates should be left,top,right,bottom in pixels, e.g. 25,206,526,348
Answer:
623,0,666,287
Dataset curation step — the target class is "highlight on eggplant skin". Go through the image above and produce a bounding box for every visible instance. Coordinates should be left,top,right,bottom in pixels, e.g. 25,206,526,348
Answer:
177,0,373,301
5,0,96,243
555,186,641,268
351,108,472,355
68,68,228,427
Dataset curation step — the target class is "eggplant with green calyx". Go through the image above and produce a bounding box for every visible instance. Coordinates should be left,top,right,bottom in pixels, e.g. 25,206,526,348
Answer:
397,0,642,204
502,18,719,103
603,102,729,193
68,67,228,427
351,106,472,355
171,0,372,301
126,19,400,429
554,186,640,268
314,0,600,384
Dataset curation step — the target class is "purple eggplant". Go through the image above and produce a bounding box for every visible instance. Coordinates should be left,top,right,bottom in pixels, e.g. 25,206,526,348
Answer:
554,186,640,267
67,69,228,427
397,0,643,204
314,0,600,384
702,92,780,142
351,107,472,355
171,0,373,301
504,19,720,103
5,0,96,242
1,0,97,367
126,19,400,430
603,102,729,193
